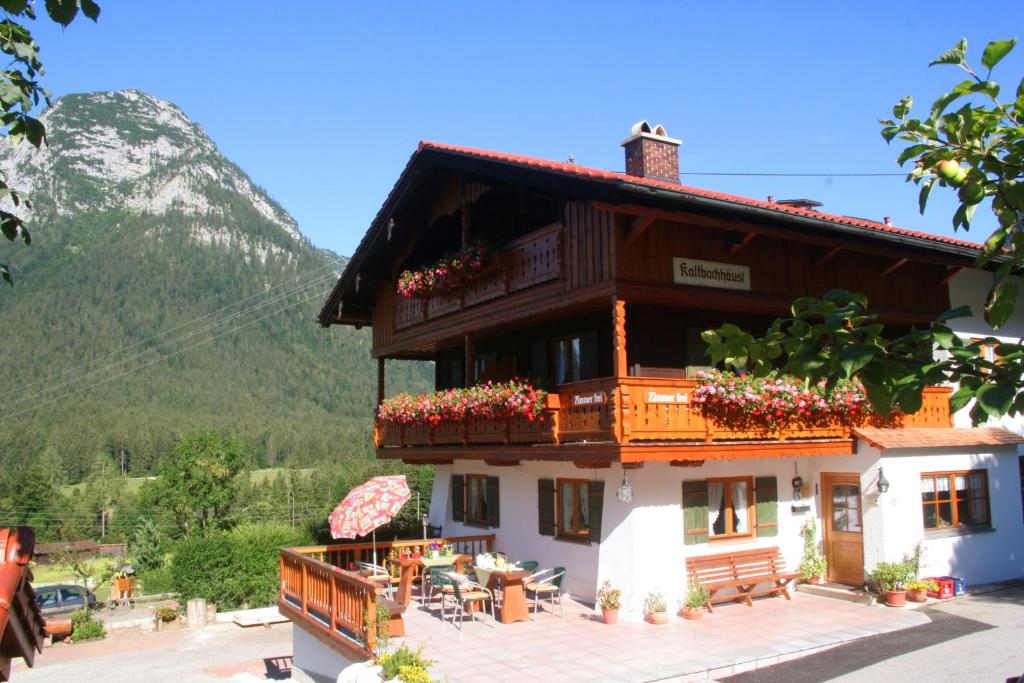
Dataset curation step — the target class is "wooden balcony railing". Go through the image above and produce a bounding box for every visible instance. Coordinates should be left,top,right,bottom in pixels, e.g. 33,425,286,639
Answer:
287,534,496,571
375,378,953,448
394,224,561,331
278,548,380,660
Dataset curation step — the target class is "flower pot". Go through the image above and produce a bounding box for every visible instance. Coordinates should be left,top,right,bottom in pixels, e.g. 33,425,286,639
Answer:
908,588,928,603
601,608,618,625
805,575,822,585
680,606,703,620
885,590,907,607
645,611,668,625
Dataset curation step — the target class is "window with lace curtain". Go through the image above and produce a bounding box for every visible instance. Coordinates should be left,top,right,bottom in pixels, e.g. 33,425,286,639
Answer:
708,476,754,539
920,470,990,531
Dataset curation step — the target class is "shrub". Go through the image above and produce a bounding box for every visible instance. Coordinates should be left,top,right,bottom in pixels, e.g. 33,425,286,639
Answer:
170,522,311,610
684,582,710,610
138,567,175,595
870,561,915,592
378,644,435,682
70,608,106,641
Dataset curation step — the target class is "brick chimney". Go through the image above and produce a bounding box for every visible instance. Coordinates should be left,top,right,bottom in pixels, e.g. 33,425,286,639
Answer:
621,120,681,183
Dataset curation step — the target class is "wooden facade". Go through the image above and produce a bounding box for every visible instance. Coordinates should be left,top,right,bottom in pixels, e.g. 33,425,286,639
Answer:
322,142,975,467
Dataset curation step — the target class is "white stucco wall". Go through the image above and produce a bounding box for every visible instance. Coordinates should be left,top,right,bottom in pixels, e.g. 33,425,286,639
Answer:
427,444,1024,619
291,622,362,683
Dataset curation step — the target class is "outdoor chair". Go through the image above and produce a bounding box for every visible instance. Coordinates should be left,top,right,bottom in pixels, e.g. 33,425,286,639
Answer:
425,564,455,613
357,561,394,599
519,560,539,574
445,572,495,630
525,567,565,618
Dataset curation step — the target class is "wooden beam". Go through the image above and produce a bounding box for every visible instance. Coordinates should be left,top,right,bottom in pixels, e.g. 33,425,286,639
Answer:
484,459,521,467
726,232,756,256
464,333,474,386
612,296,627,378
880,257,909,278
401,458,453,466
573,461,613,469
941,265,966,284
625,215,656,245
377,358,386,406
622,462,644,470
670,460,706,467
591,201,972,268
812,246,842,269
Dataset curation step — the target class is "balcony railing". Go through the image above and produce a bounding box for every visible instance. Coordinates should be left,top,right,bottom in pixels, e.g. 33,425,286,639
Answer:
278,534,497,657
394,224,561,331
375,378,953,448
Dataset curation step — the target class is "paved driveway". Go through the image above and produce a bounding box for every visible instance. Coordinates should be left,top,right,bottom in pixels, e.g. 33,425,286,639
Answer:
11,622,295,682
724,583,1024,683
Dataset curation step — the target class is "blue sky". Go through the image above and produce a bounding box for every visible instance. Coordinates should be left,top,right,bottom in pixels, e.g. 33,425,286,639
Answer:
32,1,1023,256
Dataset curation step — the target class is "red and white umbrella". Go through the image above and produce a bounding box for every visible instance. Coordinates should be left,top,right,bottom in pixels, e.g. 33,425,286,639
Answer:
328,474,411,564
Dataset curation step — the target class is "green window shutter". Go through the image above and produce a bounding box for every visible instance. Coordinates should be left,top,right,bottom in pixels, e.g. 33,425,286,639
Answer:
538,479,555,536
755,476,778,537
587,480,605,544
485,476,500,528
451,474,465,523
682,480,709,545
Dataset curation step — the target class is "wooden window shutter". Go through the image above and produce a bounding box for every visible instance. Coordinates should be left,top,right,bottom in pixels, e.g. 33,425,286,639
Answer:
587,480,604,544
755,476,778,537
682,480,709,545
485,476,500,528
451,474,465,523
538,479,555,536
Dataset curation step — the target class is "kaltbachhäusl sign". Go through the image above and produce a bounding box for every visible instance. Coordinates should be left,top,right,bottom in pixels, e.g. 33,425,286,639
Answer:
672,257,750,291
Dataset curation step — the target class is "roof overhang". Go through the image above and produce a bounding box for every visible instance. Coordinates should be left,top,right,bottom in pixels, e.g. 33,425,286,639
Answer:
853,426,1024,451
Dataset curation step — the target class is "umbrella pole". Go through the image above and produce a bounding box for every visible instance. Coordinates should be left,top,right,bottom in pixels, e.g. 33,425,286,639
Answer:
372,528,377,566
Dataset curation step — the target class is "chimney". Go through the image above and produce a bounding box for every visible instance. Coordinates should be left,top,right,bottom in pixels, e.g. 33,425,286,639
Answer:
621,120,681,183
776,198,823,211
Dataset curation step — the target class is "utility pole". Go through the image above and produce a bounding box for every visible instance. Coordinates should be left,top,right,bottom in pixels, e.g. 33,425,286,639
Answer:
100,509,106,539
290,491,296,529
120,447,126,476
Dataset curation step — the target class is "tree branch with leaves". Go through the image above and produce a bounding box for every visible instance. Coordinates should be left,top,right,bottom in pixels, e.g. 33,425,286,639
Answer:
0,0,99,285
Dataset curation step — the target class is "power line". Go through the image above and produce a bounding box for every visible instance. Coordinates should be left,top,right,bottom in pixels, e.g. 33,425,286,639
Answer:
3,257,344,396
1,271,336,409
3,286,330,419
680,171,905,177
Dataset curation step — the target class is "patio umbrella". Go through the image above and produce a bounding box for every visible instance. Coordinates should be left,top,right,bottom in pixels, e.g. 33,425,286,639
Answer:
328,474,411,565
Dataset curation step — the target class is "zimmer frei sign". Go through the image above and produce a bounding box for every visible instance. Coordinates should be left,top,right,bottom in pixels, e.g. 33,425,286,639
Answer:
672,257,750,291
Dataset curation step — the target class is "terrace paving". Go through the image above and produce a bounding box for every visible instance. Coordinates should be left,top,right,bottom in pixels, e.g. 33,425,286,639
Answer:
396,588,929,682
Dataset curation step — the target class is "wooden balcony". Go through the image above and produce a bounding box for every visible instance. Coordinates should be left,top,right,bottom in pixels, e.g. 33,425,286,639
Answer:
375,378,953,461
394,223,561,331
278,535,496,657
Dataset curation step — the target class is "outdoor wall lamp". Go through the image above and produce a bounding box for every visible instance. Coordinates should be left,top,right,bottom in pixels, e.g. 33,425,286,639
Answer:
791,476,804,501
616,474,633,502
877,467,890,494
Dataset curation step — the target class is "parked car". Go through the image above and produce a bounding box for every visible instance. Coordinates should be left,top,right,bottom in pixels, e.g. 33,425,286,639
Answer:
34,584,98,616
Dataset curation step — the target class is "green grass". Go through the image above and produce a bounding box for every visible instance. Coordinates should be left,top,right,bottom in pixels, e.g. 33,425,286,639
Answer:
59,476,154,497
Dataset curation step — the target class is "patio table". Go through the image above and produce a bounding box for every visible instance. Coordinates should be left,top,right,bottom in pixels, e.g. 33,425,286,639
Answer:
395,555,470,606
479,567,531,624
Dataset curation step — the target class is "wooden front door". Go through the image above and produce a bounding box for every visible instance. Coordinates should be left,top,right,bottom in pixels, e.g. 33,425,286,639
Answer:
822,473,864,586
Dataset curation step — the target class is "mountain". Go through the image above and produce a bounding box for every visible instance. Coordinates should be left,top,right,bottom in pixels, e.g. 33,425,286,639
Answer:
0,90,430,482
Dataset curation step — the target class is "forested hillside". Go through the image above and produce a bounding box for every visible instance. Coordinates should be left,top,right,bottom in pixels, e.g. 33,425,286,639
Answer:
0,91,431,483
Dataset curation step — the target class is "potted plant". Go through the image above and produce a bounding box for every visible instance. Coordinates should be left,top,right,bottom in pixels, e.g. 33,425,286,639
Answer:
798,519,828,584
596,580,621,625
680,582,710,620
906,579,937,602
153,603,180,631
870,561,914,607
426,542,441,560
643,591,668,625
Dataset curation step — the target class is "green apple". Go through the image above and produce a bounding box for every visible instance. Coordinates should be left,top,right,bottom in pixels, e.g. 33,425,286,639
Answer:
936,160,961,181
952,167,968,186
958,182,985,205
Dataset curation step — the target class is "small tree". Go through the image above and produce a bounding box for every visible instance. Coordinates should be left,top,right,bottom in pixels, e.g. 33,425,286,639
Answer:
156,430,248,535
130,517,165,572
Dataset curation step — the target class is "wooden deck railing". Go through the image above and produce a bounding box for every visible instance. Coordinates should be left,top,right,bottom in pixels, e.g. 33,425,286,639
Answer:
394,224,561,331
278,548,380,660
375,377,953,448
288,534,496,571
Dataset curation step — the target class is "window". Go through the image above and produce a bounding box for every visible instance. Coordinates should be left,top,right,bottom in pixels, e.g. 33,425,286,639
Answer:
554,332,597,384
556,479,590,539
36,589,58,609
831,483,862,532
708,477,754,539
683,476,777,545
921,470,990,531
59,587,84,608
451,474,500,527
465,474,489,525
538,478,604,543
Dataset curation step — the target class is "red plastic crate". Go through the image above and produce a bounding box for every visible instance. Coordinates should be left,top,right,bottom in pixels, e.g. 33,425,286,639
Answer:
923,576,954,599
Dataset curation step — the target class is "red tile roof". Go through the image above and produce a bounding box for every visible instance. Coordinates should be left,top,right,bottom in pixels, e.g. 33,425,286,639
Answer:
0,528,45,680
418,140,983,251
853,427,1024,450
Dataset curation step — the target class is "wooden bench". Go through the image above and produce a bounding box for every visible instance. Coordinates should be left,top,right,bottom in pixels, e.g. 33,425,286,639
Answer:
378,596,406,638
686,546,800,612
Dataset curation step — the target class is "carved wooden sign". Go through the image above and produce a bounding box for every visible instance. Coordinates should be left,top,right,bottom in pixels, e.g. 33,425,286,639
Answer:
571,391,607,406
672,257,750,291
646,389,689,404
